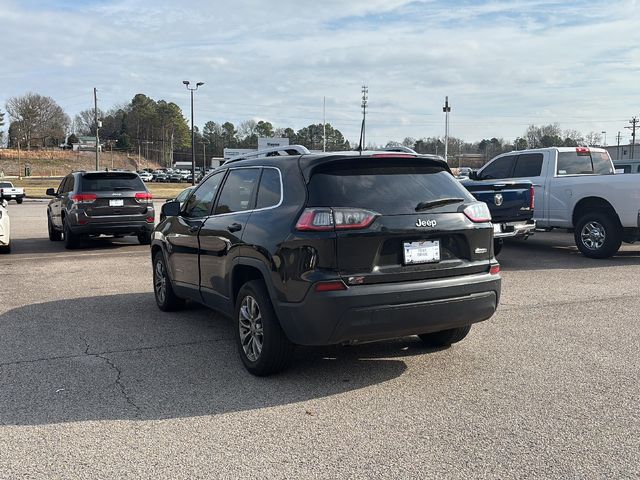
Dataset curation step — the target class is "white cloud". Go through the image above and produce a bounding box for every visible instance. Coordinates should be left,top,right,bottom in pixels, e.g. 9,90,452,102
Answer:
1,0,638,145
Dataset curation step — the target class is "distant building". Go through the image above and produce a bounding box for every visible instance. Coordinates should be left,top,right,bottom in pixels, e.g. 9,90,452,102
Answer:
223,137,290,160
72,136,103,152
605,144,639,161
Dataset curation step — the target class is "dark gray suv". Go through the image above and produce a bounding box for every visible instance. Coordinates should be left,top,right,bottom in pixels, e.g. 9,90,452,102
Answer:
47,171,155,249
152,146,501,375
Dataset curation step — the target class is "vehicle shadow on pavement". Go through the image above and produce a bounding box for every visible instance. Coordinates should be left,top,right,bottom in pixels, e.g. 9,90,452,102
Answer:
0,293,414,426
499,233,640,271
7,236,144,255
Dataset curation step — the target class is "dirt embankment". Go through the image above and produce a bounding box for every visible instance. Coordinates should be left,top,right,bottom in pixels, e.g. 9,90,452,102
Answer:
0,149,160,177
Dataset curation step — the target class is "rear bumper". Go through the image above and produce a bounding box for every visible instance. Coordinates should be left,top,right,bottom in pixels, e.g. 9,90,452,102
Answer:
1,193,25,200
494,219,536,239
276,272,501,346
67,211,154,235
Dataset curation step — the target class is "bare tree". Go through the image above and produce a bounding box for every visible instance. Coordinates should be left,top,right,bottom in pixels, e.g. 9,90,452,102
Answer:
74,108,104,135
5,92,70,148
584,131,602,147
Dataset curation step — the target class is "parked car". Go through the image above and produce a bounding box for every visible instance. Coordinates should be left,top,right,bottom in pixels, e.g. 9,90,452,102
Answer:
152,170,168,182
474,147,637,258
0,182,25,204
0,199,10,253
138,171,153,182
613,159,640,174
151,146,501,375
461,178,535,255
46,170,155,249
168,170,183,183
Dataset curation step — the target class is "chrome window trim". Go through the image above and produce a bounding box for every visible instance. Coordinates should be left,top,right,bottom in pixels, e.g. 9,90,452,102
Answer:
211,166,283,217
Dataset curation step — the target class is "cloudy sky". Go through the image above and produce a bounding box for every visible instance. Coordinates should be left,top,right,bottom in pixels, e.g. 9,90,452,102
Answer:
1,0,639,145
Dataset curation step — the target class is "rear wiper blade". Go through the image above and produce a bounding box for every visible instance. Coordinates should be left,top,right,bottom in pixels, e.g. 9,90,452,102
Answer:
415,197,465,212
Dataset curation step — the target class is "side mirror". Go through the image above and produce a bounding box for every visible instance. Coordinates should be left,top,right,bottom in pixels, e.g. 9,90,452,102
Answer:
161,201,181,218
165,198,174,203
46,188,56,196
468,170,479,181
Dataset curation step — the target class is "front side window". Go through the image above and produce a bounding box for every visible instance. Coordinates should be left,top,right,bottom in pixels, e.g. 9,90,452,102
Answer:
183,172,224,218
480,156,516,180
215,169,261,215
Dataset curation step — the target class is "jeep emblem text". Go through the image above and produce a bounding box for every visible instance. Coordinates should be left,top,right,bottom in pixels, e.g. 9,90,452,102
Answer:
415,218,437,228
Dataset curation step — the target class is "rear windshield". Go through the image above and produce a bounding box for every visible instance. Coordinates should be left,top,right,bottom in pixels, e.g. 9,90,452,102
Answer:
307,161,474,215
0,182,13,188
80,173,146,192
557,151,614,176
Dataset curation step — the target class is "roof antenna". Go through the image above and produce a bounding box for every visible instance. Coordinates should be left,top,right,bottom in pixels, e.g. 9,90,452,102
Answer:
357,85,368,155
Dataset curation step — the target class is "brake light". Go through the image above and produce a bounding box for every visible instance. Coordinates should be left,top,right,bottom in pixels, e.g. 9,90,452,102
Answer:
490,264,500,275
314,280,348,292
296,208,379,231
135,192,153,204
463,203,491,223
576,147,590,156
371,153,416,158
71,193,97,204
529,185,535,211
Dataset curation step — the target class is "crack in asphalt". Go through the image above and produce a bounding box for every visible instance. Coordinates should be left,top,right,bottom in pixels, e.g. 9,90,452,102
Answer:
82,337,141,417
0,338,223,368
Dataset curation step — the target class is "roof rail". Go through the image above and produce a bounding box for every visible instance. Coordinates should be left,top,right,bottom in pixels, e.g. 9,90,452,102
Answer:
380,146,418,154
226,145,311,164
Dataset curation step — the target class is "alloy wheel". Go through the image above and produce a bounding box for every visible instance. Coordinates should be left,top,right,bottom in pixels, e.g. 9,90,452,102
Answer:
581,221,606,250
239,295,264,362
154,260,167,304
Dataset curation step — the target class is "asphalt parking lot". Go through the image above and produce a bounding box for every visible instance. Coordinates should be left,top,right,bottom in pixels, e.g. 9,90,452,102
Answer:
1,200,638,479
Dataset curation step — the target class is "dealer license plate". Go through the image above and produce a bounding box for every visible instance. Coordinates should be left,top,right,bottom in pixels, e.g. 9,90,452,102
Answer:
403,240,440,264
493,223,502,234
109,199,124,207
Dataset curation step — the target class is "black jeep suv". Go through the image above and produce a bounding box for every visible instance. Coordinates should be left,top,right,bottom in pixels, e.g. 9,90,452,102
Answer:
47,171,155,249
151,146,501,375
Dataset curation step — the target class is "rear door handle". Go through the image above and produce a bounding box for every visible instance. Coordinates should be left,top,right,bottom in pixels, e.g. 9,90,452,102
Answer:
227,223,242,233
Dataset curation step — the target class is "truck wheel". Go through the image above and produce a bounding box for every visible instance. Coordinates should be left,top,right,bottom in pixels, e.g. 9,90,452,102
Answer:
63,218,79,250
16,198,23,204
574,211,622,259
152,251,185,311
418,325,472,347
493,239,503,256
235,280,294,376
48,214,62,241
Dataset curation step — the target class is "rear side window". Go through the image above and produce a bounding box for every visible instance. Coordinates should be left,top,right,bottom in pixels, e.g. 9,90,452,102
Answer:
513,154,543,177
80,173,145,192
307,160,474,215
256,168,282,209
480,155,516,180
557,151,614,176
0,182,12,188
215,168,261,215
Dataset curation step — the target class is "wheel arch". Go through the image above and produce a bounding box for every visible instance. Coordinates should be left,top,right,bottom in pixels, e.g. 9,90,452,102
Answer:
572,196,621,227
230,258,279,310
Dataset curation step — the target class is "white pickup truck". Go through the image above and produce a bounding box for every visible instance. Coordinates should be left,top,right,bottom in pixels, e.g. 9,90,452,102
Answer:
0,182,25,204
470,146,640,258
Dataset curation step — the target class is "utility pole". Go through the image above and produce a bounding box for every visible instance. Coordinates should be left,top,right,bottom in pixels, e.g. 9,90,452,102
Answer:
616,131,622,160
323,96,326,152
94,87,100,170
203,142,207,173
443,96,451,163
601,131,607,147
626,117,638,159
361,85,368,151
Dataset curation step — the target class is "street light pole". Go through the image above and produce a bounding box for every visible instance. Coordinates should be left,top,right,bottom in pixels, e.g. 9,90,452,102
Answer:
183,80,204,186
601,131,607,147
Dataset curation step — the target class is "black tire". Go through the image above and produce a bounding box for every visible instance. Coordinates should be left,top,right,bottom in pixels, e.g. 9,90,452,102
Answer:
138,231,152,245
16,198,23,204
0,243,10,254
418,325,472,347
574,211,622,259
63,218,79,250
493,239,503,256
235,280,294,376
152,251,185,311
48,214,62,241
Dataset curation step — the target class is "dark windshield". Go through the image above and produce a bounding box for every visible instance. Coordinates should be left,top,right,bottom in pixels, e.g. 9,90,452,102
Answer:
307,160,474,215
0,182,13,188
80,173,146,192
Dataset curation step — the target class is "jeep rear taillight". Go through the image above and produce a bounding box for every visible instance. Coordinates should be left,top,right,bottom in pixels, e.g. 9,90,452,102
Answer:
135,192,153,204
463,203,491,223
296,208,379,231
71,193,97,204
